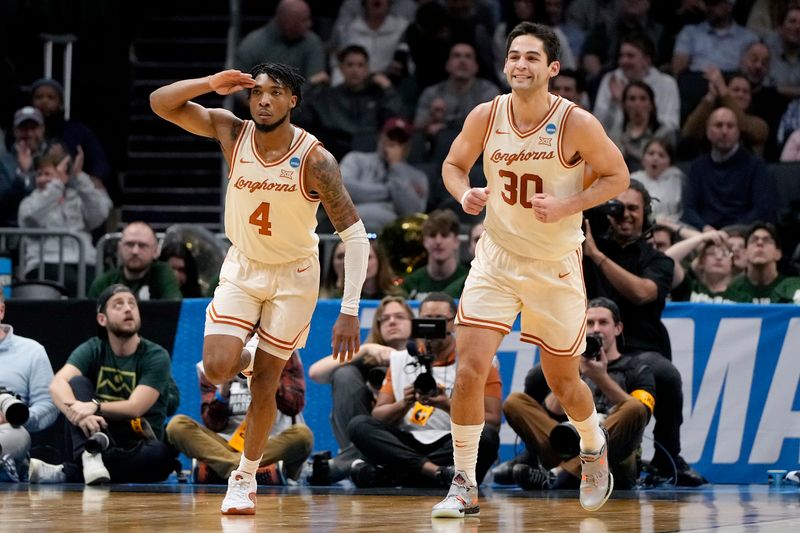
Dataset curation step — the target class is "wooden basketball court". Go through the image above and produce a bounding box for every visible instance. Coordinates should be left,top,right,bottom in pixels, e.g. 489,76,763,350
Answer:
1,483,798,532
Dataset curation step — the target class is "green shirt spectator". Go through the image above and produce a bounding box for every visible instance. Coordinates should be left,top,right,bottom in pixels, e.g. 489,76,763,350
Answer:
68,336,172,440
727,274,800,303
89,221,181,300
89,261,181,301
723,222,799,304
404,263,468,301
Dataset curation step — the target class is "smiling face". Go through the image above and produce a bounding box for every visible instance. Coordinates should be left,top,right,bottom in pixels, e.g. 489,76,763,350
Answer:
249,73,297,132
504,34,559,93
610,188,645,240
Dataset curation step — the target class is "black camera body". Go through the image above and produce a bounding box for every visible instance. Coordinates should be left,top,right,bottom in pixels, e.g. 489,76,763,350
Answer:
406,318,448,397
582,333,604,360
583,199,625,236
0,387,30,426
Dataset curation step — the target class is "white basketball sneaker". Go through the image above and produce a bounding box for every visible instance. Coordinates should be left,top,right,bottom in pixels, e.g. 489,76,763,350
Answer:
82,450,111,485
431,470,480,518
221,470,257,515
28,458,66,483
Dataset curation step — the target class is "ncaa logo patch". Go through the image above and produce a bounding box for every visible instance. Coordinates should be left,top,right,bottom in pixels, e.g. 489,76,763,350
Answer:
290,156,301,168
545,123,557,135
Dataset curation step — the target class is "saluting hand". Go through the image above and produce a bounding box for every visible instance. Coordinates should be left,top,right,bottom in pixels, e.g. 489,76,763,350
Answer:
331,313,361,362
208,70,256,95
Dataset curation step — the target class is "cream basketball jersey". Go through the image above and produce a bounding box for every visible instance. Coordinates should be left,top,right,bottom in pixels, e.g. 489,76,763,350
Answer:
225,121,321,264
482,93,585,260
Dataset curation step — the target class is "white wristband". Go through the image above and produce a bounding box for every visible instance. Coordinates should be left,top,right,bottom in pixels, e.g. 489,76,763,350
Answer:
460,189,471,206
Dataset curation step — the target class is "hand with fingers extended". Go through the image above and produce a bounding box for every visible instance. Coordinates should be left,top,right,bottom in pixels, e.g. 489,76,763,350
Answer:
208,70,256,95
331,313,361,362
460,187,490,215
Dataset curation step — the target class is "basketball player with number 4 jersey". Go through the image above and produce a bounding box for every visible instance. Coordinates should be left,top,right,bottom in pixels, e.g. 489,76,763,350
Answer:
150,64,369,515
431,23,629,518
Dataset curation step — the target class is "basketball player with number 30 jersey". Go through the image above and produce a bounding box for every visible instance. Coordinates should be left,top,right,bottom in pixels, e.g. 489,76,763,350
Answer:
151,64,369,515
431,23,630,518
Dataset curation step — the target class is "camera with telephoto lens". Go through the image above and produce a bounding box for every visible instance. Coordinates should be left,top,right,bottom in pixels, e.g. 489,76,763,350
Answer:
582,332,604,360
0,387,30,426
406,317,448,397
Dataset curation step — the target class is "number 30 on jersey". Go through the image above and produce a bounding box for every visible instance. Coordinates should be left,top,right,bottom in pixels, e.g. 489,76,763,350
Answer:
499,170,543,207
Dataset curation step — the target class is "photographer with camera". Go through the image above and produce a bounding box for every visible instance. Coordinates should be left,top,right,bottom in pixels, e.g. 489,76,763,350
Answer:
346,292,501,488
583,180,706,486
0,290,58,482
307,295,414,485
502,298,654,490
28,284,179,485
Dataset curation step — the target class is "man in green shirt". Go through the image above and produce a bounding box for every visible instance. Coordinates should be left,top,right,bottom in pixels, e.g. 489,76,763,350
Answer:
29,284,179,484
724,221,800,303
89,221,181,300
402,209,468,300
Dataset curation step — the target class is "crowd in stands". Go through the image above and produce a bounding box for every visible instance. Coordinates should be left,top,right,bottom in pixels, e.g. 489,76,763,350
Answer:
3,0,800,493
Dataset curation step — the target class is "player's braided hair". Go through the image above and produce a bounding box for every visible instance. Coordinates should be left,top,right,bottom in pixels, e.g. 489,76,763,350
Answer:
248,63,305,106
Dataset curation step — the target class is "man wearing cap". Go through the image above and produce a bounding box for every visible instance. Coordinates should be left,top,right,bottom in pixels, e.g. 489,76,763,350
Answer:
339,116,428,233
28,284,179,485
1,106,47,188
30,78,114,200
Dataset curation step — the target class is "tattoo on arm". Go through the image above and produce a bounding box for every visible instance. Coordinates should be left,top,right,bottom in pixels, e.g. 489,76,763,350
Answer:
308,148,359,231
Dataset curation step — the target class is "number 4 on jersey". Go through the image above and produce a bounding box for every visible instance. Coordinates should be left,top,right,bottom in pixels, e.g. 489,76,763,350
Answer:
249,202,272,235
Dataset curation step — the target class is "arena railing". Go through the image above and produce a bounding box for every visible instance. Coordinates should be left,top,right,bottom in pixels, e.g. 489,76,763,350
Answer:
0,228,88,297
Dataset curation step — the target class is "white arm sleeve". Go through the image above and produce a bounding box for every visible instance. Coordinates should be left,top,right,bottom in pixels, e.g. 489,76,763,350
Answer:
337,219,369,316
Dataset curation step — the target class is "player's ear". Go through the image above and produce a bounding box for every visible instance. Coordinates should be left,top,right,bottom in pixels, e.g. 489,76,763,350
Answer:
290,95,298,109
549,60,561,78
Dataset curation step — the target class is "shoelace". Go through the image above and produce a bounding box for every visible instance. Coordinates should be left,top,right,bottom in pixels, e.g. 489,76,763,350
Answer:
227,475,254,500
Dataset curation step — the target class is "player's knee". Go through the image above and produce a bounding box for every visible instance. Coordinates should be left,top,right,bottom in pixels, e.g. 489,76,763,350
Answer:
455,364,486,391
546,373,578,399
203,356,236,384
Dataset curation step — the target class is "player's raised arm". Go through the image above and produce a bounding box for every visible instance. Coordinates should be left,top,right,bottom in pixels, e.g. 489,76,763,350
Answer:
305,145,369,361
149,70,254,157
561,108,630,212
442,101,494,215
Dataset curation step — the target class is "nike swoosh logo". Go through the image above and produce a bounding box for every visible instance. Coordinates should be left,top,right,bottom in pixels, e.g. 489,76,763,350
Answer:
297,265,311,273
239,157,253,164
495,129,510,135
558,272,570,279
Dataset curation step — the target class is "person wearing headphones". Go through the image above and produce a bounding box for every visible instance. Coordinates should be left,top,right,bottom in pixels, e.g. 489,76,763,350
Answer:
582,179,707,487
